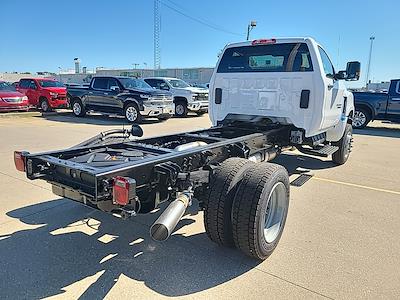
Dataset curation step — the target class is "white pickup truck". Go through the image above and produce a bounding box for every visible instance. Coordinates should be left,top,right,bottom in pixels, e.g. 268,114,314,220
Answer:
210,37,360,163
144,77,209,117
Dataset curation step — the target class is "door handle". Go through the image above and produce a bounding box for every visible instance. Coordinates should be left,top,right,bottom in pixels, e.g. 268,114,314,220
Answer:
88,92,93,94
327,84,334,90
391,97,400,101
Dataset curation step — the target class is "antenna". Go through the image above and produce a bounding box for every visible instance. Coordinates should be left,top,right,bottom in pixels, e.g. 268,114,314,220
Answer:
154,0,161,69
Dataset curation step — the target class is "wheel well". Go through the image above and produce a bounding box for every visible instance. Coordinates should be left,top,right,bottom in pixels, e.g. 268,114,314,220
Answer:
355,104,373,120
71,97,81,103
39,96,48,102
123,99,140,110
347,110,354,124
174,97,187,104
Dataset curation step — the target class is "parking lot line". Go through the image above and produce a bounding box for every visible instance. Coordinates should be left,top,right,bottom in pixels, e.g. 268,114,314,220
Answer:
313,177,400,196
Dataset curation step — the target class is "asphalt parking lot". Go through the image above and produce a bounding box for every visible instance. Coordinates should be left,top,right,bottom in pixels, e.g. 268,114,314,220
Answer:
0,112,399,299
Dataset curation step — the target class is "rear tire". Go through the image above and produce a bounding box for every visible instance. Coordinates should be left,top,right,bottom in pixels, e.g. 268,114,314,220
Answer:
332,123,353,165
175,101,188,117
71,99,86,117
353,107,371,129
204,158,254,247
232,163,290,260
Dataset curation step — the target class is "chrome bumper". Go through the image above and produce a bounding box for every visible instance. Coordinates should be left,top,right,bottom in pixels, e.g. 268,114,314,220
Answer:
142,103,174,117
188,101,209,112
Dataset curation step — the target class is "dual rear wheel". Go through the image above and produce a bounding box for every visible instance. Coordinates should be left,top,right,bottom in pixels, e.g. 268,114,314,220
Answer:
204,158,290,260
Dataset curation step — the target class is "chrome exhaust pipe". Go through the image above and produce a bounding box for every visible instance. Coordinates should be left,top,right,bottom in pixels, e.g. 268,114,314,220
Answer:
150,192,191,241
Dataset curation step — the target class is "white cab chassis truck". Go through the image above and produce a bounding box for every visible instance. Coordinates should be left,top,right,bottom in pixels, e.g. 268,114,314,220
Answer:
14,38,360,260
144,77,209,117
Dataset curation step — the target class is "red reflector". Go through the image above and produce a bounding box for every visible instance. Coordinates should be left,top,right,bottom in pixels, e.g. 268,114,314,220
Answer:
14,151,27,172
252,39,276,45
113,176,135,206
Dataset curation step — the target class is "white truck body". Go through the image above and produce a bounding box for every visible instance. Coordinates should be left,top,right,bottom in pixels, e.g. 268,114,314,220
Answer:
144,77,209,116
209,37,355,141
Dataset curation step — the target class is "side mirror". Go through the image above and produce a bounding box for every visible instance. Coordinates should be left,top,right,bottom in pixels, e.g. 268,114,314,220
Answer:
110,86,120,92
345,61,361,81
335,71,347,80
130,124,143,137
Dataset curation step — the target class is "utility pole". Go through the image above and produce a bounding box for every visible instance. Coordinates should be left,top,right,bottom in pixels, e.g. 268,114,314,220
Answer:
246,21,257,40
154,0,161,69
365,36,375,88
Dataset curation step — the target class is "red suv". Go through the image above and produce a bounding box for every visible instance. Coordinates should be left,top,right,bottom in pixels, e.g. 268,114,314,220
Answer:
17,78,68,111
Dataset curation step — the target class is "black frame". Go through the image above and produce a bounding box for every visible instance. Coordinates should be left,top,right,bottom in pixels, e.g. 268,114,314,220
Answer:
24,123,291,214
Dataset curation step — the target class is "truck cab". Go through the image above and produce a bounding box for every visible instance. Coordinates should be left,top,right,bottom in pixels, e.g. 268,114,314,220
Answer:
209,37,360,143
144,77,209,117
353,79,400,128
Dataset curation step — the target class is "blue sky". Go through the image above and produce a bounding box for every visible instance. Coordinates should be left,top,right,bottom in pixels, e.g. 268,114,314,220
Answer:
0,0,398,86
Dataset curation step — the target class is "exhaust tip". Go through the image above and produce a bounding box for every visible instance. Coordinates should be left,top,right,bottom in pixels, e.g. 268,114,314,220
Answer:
150,223,169,241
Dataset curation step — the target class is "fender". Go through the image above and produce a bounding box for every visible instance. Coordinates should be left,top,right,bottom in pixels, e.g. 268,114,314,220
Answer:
123,97,144,111
354,101,376,119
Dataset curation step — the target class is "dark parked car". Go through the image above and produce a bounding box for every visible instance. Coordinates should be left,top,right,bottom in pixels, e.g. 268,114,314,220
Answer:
353,79,400,128
67,76,174,123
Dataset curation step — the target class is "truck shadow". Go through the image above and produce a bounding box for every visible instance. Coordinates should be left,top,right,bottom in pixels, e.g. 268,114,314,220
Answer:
273,152,336,175
354,126,400,138
0,199,260,299
37,112,163,126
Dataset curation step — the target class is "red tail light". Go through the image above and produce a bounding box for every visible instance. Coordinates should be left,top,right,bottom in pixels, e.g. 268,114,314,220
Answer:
252,39,276,45
14,151,28,172
113,176,136,206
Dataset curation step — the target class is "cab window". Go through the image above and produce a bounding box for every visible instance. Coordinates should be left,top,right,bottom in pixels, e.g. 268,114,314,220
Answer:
92,78,108,90
217,43,313,73
318,46,335,78
19,79,31,89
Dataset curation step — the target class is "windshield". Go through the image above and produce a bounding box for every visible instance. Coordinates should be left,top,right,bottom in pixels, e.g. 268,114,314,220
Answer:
119,78,152,89
167,79,190,88
38,80,65,87
0,82,13,91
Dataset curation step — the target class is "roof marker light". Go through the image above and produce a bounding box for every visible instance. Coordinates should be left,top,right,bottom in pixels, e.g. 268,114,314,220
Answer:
252,39,276,45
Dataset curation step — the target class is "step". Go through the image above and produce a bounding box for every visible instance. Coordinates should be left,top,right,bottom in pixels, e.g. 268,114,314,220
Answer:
298,145,339,157
290,173,314,187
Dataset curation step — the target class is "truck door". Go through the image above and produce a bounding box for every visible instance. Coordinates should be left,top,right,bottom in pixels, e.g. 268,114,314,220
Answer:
89,77,110,111
104,78,123,112
387,80,400,119
318,47,344,129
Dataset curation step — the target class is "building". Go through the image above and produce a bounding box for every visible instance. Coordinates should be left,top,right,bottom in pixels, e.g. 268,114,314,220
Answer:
59,67,214,85
366,81,390,92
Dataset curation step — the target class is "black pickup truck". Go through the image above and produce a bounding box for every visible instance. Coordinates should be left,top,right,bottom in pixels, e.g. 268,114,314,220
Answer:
67,76,174,123
353,79,400,128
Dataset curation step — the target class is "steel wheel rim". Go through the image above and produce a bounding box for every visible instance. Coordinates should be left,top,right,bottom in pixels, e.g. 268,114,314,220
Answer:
175,104,184,115
353,111,366,127
263,182,287,243
126,106,138,122
73,102,81,115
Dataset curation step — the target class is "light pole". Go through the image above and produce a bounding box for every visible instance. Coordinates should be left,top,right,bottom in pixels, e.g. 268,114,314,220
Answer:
132,63,139,69
58,67,62,82
365,36,375,88
246,21,257,40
